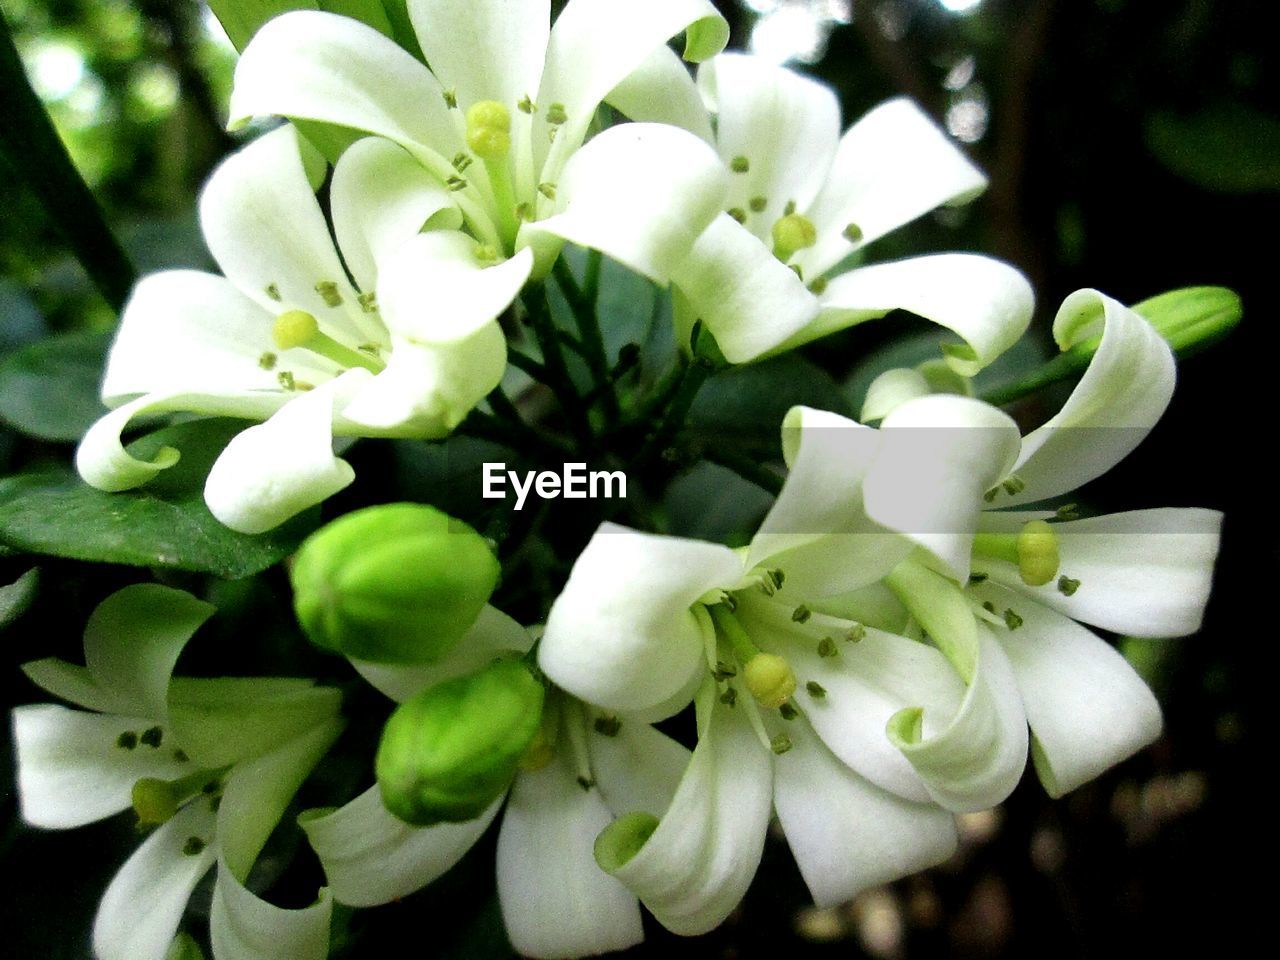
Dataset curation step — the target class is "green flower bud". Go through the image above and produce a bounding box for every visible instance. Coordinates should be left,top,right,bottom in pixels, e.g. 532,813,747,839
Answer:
376,658,545,826
291,504,500,664
1133,285,1242,358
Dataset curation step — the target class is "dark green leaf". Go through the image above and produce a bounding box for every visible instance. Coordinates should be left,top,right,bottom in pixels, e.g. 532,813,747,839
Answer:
0,567,38,628
0,330,110,442
664,462,773,545
1145,104,1280,194
689,354,852,453
0,419,317,577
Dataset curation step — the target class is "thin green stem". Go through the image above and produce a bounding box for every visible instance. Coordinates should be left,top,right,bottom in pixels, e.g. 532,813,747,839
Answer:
524,286,593,451
709,604,760,662
979,350,1088,406
633,356,712,468
457,409,570,460
554,257,618,424
0,15,136,311
507,349,551,382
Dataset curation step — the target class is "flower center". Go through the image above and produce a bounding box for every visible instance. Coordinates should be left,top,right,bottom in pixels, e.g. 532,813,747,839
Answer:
771,213,818,263
971,519,1061,586
131,767,226,827
271,309,385,376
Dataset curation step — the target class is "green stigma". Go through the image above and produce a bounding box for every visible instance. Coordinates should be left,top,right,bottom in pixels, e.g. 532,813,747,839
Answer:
272,309,319,350
743,652,796,709
465,100,512,160
1016,519,1060,586
772,213,817,262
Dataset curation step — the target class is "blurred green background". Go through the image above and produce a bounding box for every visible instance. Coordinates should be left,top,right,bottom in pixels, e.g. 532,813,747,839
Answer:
0,1,1272,957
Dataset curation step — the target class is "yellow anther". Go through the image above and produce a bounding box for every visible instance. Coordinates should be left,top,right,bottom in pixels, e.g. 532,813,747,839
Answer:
272,310,319,350
743,653,796,710
772,213,817,262
465,100,512,160
1016,519,1060,586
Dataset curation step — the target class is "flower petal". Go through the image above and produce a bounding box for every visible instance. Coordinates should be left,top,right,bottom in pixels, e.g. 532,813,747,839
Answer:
747,406,909,598
974,508,1223,638
497,753,643,958
330,137,462,293
605,45,714,143
540,523,742,713
217,718,345,881
861,368,932,423
199,125,379,345
772,719,957,907
229,12,461,169
302,786,501,906
339,327,506,437
740,593,958,803
203,373,365,534
168,685,343,771
603,690,772,936
1003,290,1176,506
698,53,840,242
352,605,532,703
587,714,691,818
889,628,1028,812
76,389,285,493
863,395,1022,581
408,0,549,114
975,582,1162,798
99,272,298,404
377,230,533,343
209,860,332,960
535,0,727,179
522,122,728,284
81,584,214,722
92,799,218,960
670,213,819,363
793,254,1034,374
11,704,189,828
800,97,987,278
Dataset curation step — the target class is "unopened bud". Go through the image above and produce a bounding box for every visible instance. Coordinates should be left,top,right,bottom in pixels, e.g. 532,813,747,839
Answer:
375,658,545,826
291,504,500,664
1134,286,1242,358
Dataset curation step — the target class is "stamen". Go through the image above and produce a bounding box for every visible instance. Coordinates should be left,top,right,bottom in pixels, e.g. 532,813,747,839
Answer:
808,277,828,295
730,155,750,173
1057,575,1081,596
783,200,797,216
442,88,457,109
116,731,138,750
778,702,799,720
805,680,827,699
537,182,557,200
592,715,621,737
842,222,864,243
446,176,468,191
452,152,473,172
465,100,512,160
264,283,282,302
772,213,818,262
1003,608,1024,630
792,604,812,623
770,734,793,755
719,687,738,706
357,292,378,314
727,207,747,224
845,624,866,643
517,94,536,114
139,726,163,748
817,637,838,658
749,196,767,212
315,281,344,307
545,103,568,126
258,352,277,370
182,836,207,856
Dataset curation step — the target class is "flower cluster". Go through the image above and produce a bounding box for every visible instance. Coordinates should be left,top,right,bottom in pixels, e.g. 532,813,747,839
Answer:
10,2,1230,959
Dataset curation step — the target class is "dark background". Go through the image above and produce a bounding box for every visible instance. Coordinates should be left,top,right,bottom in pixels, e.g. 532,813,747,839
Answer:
0,1,1273,957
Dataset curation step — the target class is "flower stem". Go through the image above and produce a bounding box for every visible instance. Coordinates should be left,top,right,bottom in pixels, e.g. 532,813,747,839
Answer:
701,445,784,495
979,350,1088,406
553,256,619,425
523,285,593,451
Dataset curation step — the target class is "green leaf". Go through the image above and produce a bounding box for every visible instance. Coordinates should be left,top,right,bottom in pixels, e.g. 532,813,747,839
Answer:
0,418,317,577
1145,103,1280,194
0,567,38,628
0,330,110,442
207,0,408,51
664,462,773,545
689,354,852,453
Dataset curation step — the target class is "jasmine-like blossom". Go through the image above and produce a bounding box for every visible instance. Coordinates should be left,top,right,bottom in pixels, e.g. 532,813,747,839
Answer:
298,607,695,958
76,124,518,533
854,288,1223,794
537,291,1220,931
225,0,733,288
648,52,1035,367
11,584,345,960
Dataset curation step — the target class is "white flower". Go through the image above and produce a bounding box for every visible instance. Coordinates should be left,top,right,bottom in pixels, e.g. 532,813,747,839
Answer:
11,584,345,960
226,0,732,285
651,52,1034,366
298,607,693,959
852,288,1223,795
76,124,517,533
536,437,1018,930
